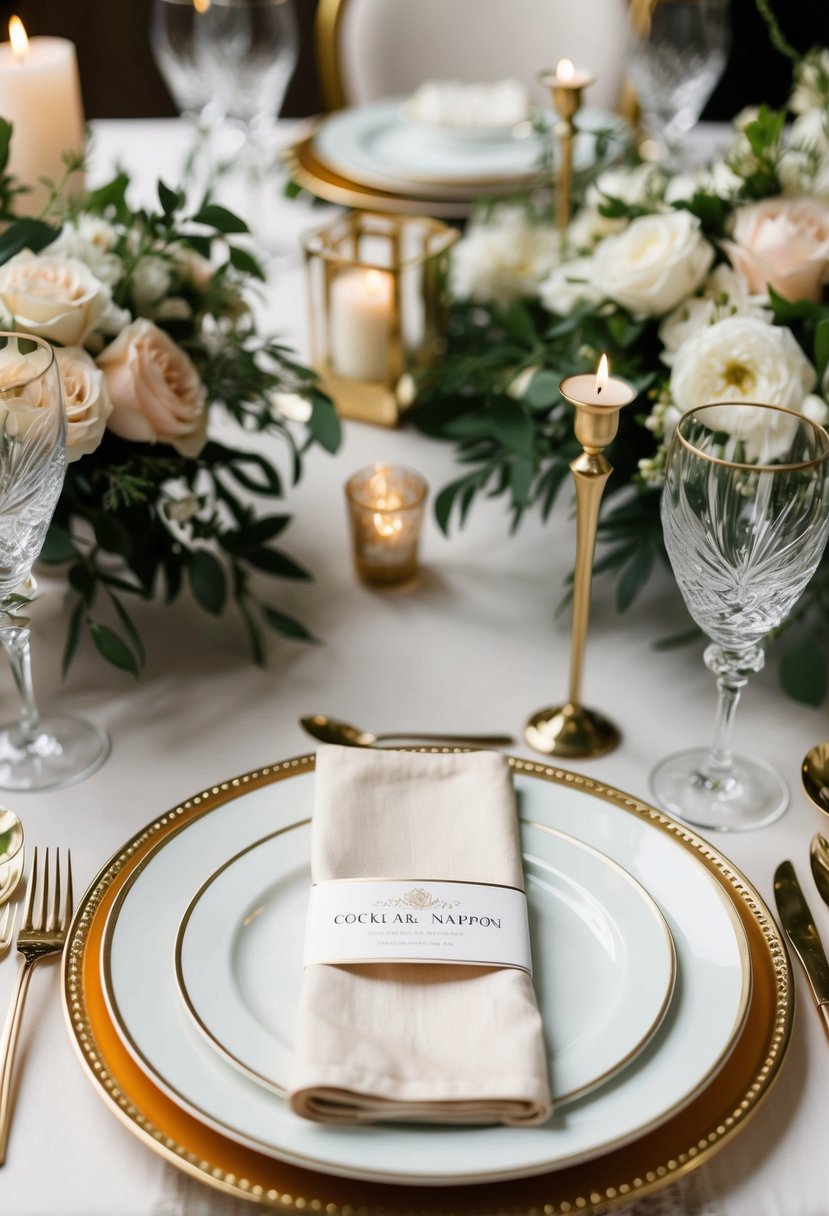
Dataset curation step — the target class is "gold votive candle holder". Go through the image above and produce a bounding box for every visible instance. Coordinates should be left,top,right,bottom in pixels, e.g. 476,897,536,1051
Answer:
345,464,428,586
304,212,458,427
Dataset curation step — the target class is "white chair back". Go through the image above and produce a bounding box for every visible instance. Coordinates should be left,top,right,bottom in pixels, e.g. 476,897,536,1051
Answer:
316,0,631,113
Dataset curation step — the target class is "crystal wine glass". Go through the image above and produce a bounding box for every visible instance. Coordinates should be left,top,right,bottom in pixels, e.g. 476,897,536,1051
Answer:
627,0,730,163
0,334,109,791
651,402,829,831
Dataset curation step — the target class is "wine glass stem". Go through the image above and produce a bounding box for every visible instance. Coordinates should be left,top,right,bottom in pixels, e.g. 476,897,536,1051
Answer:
701,644,764,786
0,625,42,747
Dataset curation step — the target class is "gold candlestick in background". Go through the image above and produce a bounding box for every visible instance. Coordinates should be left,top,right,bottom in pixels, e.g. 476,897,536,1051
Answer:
525,356,635,759
539,59,595,236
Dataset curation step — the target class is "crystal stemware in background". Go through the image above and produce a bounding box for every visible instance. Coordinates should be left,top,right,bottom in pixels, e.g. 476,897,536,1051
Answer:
627,0,730,163
153,0,299,255
651,402,829,831
150,0,227,192
0,334,109,791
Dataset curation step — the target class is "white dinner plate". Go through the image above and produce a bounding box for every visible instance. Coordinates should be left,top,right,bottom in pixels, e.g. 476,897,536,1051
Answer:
102,769,750,1186
312,99,629,194
175,821,676,1106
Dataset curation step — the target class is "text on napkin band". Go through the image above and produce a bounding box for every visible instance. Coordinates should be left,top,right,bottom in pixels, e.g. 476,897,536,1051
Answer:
303,879,533,974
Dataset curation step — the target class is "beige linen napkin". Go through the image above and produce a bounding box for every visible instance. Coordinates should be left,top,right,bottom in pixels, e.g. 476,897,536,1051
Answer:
288,744,552,1126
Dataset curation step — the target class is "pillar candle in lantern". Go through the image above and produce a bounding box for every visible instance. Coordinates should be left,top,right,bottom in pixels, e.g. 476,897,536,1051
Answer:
330,268,394,381
0,17,85,215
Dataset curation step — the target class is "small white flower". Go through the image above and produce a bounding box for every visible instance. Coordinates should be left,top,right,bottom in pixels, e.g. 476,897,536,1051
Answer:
506,365,540,400
395,373,417,408
269,391,312,423
802,393,829,427
659,265,772,363
790,50,829,114
164,493,201,523
50,216,121,287
132,256,173,316
670,316,816,460
594,210,714,317
539,256,602,314
451,207,560,305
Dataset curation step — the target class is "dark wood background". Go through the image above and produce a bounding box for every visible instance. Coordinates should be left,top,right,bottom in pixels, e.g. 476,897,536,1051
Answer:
0,0,825,121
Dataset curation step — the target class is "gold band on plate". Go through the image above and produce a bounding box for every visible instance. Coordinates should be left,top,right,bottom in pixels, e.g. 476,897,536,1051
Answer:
63,753,791,1214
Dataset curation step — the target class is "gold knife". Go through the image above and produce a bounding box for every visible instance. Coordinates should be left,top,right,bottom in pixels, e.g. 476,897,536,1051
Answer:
774,860,829,1039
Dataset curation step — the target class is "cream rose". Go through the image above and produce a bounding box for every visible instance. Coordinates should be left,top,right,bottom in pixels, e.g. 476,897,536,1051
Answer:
723,198,829,303
670,316,816,459
594,210,714,316
0,343,58,441
0,249,127,347
451,207,561,305
55,346,112,462
97,319,208,458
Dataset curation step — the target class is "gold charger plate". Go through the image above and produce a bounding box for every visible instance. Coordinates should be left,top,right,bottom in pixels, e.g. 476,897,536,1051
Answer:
285,135,526,217
63,754,791,1214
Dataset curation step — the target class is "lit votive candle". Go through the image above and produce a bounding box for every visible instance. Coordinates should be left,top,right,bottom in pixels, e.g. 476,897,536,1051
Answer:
0,17,85,216
549,57,595,91
560,354,635,409
330,268,394,381
345,463,428,586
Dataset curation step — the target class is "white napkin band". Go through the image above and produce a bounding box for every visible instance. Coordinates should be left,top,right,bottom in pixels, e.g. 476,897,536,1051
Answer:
304,878,532,974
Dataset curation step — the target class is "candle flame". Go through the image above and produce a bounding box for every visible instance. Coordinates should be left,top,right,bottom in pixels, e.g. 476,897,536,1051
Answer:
193,0,211,12
373,512,403,539
556,58,575,83
8,16,28,60
595,353,609,395
365,268,384,296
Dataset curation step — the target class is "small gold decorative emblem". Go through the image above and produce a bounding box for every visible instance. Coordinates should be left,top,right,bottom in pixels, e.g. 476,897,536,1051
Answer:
373,886,460,910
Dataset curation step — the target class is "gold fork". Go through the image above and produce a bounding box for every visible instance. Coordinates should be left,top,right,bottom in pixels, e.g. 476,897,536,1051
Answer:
0,848,72,1165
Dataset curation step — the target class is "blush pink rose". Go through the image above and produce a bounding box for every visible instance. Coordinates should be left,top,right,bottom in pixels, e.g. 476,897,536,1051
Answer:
723,198,829,303
97,318,207,458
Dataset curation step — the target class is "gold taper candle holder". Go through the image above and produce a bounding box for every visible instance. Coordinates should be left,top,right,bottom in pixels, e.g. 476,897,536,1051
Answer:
525,362,635,758
539,60,595,237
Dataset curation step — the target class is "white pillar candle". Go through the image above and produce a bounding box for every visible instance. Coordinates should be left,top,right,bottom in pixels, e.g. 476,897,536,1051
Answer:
0,20,85,216
330,268,394,381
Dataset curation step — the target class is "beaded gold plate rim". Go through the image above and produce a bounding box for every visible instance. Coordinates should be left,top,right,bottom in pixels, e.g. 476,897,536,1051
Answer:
62,753,792,1215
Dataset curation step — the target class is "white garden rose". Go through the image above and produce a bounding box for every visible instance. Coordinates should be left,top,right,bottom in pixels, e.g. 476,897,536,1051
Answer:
802,393,829,427
54,346,112,462
50,216,121,287
0,249,128,348
670,316,816,459
658,265,772,362
539,256,603,314
790,49,829,114
451,207,560,305
594,210,714,317
97,318,208,458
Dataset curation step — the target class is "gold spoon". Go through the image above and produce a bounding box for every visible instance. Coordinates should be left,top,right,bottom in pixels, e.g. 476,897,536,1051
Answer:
0,808,23,906
802,742,829,817
810,832,829,909
300,714,515,750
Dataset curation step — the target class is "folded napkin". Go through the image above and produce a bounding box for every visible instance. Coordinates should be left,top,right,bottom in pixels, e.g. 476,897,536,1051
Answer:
405,79,529,129
288,744,552,1126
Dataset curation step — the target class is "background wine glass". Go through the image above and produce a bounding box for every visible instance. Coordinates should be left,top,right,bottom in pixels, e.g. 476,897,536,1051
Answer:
0,333,109,791
627,0,730,163
152,0,299,255
651,401,829,831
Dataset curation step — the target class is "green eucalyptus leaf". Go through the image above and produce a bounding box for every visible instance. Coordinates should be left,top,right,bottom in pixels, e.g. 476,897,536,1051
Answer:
191,203,249,234
189,549,227,615
244,546,312,580
39,525,76,564
616,542,655,612
228,244,266,281
781,636,827,706
262,604,318,642
158,179,182,215
90,622,140,676
489,397,534,455
0,120,12,175
0,218,59,265
525,371,561,408
502,300,537,347
309,394,341,453
815,318,829,380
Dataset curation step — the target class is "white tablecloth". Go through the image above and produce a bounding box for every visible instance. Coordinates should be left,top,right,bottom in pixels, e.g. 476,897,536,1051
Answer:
0,120,825,1216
